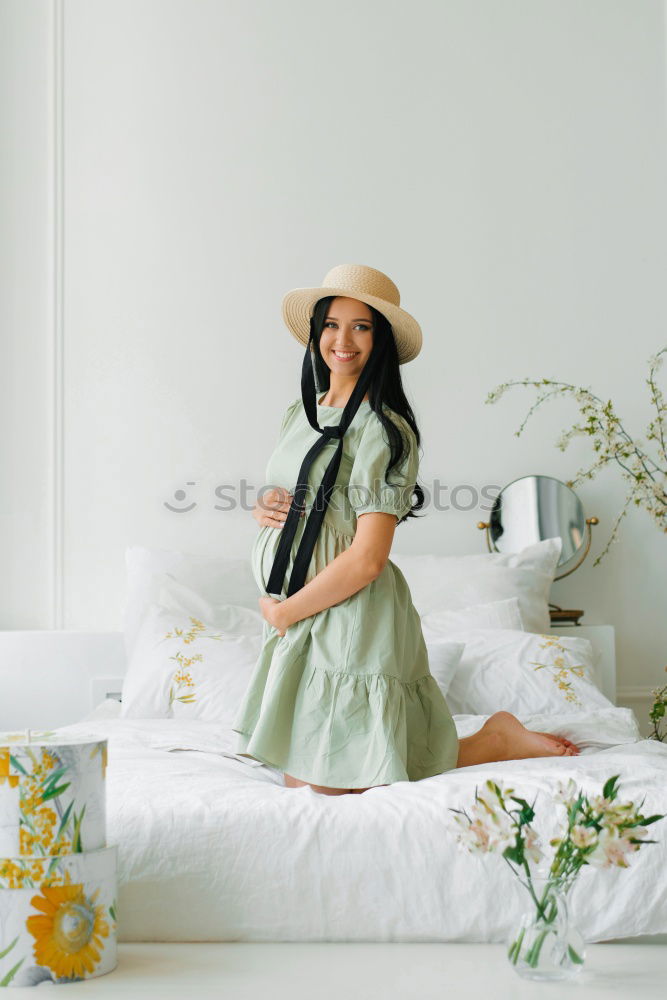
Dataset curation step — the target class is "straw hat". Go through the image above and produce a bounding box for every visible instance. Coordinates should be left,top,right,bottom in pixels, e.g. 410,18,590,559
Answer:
281,263,422,365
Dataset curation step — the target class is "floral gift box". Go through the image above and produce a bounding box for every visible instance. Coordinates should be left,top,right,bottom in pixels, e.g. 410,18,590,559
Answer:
0,732,117,987
0,846,117,987
0,731,107,858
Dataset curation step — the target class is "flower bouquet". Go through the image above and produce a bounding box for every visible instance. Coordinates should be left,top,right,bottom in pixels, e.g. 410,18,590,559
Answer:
450,774,665,980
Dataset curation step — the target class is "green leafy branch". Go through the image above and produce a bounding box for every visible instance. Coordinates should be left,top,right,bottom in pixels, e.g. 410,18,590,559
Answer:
485,348,667,567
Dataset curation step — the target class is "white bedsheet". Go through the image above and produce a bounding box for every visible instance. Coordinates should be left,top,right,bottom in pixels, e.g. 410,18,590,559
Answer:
53,705,667,943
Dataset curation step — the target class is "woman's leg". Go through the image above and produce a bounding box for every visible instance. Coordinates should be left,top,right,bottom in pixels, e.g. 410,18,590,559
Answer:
283,772,353,795
456,711,580,768
283,772,390,794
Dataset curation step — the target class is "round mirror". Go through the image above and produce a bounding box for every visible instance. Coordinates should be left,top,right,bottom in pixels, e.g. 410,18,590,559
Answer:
489,475,587,569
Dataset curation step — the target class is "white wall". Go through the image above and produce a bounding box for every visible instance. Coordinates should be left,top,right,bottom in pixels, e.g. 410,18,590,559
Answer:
2,0,666,723
1,0,56,628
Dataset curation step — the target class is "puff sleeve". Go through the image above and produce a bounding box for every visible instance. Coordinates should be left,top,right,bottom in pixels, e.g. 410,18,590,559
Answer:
277,396,301,438
348,412,419,522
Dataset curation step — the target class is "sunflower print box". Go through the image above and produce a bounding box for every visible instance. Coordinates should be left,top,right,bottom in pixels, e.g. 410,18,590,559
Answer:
0,845,117,987
0,731,107,857
0,733,117,987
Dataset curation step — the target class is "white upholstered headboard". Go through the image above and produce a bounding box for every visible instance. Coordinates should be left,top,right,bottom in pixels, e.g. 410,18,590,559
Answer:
1,624,616,731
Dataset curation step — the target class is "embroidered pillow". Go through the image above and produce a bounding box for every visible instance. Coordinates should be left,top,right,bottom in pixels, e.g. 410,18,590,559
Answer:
427,628,612,718
120,602,263,727
123,546,260,659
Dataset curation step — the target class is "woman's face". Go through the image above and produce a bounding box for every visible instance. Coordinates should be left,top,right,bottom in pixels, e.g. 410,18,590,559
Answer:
319,296,374,377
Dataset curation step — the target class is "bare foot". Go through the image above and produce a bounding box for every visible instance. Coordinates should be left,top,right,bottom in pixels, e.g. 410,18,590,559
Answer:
541,733,579,753
482,712,580,762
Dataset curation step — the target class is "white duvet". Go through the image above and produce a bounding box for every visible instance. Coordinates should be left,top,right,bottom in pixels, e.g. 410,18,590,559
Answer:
54,704,667,943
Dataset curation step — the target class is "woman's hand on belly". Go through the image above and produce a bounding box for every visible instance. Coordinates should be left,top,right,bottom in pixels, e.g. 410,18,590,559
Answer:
258,595,288,635
273,543,381,631
253,486,304,529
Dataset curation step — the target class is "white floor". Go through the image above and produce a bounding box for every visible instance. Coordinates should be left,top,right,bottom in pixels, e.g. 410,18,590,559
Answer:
22,941,667,998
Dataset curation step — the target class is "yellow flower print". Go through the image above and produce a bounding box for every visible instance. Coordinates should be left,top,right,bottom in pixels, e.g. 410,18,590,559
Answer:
0,747,19,787
26,881,110,979
0,856,63,890
530,636,585,707
0,859,25,889
89,742,108,780
15,747,85,857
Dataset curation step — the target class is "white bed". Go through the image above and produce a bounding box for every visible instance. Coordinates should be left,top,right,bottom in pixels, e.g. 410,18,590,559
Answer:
3,541,667,944
49,701,667,944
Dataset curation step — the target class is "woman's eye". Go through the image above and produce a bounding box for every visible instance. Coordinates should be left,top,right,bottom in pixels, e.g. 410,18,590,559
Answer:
324,322,370,330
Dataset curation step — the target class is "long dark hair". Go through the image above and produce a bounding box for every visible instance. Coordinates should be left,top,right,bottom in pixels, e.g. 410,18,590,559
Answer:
309,296,425,524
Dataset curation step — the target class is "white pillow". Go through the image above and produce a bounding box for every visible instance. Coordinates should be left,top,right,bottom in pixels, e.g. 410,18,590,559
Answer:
156,573,263,636
392,536,562,633
422,596,524,638
422,640,467,696
421,598,523,695
430,628,611,718
121,600,263,725
123,545,259,658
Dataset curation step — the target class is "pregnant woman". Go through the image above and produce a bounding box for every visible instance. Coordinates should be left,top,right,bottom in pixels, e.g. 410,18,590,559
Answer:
231,264,579,795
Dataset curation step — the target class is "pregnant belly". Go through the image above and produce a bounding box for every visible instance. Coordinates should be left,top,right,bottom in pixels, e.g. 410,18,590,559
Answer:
251,520,355,597
251,525,279,595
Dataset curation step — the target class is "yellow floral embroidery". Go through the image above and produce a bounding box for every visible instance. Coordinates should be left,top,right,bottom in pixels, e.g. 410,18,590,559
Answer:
163,616,224,708
168,663,198,706
530,635,586,707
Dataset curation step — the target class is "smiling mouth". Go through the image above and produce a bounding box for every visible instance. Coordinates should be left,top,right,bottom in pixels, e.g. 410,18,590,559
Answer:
332,350,359,360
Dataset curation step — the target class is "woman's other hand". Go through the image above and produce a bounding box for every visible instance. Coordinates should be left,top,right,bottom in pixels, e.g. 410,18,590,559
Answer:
253,487,304,529
258,595,287,636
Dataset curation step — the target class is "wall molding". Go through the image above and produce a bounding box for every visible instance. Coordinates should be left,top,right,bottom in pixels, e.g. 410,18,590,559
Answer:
616,685,656,702
50,0,65,628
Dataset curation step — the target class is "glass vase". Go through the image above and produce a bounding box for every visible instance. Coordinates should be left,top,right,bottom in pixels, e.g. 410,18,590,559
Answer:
507,874,586,981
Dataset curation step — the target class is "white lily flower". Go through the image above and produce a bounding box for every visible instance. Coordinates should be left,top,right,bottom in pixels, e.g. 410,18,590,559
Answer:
601,800,635,824
469,801,516,852
523,826,544,864
586,826,639,869
571,824,598,849
450,815,492,854
450,813,490,853
589,794,612,814
450,795,518,855
553,778,578,806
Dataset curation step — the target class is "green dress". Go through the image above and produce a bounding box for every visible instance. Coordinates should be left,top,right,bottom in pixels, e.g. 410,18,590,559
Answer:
231,391,460,788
